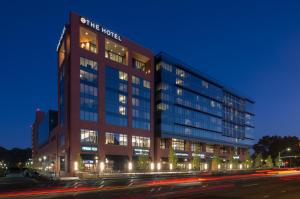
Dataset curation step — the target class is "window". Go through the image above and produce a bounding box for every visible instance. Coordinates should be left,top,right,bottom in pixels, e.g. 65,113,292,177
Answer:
80,27,98,53
191,143,200,152
176,68,186,78
80,129,98,144
119,106,126,115
160,138,167,149
143,80,150,89
172,138,185,151
119,94,126,104
133,59,146,72
80,70,97,84
132,75,140,85
157,103,168,111
80,57,98,70
176,88,182,96
157,62,172,72
132,136,150,148
119,71,128,81
105,132,127,146
176,78,183,85
202,81,209,88
132,98,140,106
80,84,97,96
105,39,127,64
206,145,214,153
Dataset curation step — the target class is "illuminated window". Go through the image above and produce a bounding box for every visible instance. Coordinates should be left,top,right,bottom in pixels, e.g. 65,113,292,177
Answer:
133,59,146,72
119,94,126,104
191,143,200,152
105,39,127,65
80,27,98,53
143,80,150,89
80,57,98,70
176,78,183,85
176,88,182,96
206,145,214,153
176,68,185,78
160,138,167,149
172,138,185,151
132,75,140,85
119,106,126,115
157,103,168,111
119,71,128,81
132,136,150,148
80,129,98,144
105,132,127,146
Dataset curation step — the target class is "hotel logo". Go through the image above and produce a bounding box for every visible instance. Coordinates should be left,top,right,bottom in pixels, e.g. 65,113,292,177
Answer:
80,17,122,42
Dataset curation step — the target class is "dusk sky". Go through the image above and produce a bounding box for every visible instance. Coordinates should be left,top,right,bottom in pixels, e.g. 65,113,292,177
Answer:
1,0,300,149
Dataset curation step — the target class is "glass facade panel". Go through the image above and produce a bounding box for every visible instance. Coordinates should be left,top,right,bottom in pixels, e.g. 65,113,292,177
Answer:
131,75,151,130
105,66,128,126
80,57,98,122
155,57,254,147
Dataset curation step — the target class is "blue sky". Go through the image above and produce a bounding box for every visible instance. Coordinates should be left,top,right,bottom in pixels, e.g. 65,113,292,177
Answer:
0,0,300,148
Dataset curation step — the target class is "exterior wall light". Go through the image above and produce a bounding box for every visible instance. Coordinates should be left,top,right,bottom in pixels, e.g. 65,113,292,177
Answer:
239,164,243,169
43,156,47,161
217,164,221,170
157,162,161,171
74,161,78,171
150,162,155,171
169,163,173,171
204,163,208,170
100,161,105,172
229,164,233,170
128,162,133,171
188,163,192,170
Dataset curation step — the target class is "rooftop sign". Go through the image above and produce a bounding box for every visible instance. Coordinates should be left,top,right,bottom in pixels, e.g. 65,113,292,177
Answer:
80,17,122,42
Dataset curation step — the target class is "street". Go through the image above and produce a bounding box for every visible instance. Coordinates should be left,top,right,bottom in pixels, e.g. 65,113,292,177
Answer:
1,170,300,199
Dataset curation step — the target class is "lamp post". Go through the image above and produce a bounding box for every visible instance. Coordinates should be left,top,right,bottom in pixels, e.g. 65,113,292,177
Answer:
279,147,291,168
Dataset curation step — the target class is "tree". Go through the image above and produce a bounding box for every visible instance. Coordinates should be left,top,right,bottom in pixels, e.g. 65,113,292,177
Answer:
254,153,263,168
228,155,238,169
137,155,149,170
212,156,221,170
75,153,84,171
253,136,300,162
169,147,178,169
274,156,281,167
265,155,273,168
192,146,201,170
244,150,252,169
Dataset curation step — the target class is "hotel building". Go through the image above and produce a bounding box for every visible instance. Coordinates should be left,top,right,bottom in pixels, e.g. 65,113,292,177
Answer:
32,12,254,176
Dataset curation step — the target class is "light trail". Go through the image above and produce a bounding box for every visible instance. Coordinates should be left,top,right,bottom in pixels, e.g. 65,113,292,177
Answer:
0,168,299,198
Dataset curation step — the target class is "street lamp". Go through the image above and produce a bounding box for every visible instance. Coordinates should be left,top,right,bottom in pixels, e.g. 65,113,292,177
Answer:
279,147,291,168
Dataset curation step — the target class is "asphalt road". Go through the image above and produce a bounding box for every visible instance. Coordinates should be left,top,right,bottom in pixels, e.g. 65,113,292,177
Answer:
1,170,300,199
